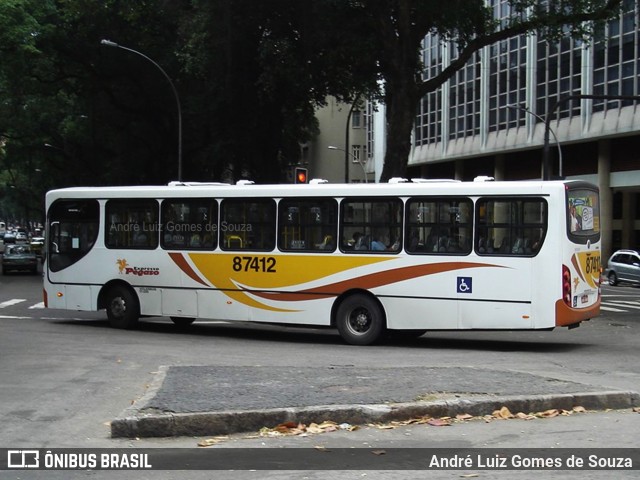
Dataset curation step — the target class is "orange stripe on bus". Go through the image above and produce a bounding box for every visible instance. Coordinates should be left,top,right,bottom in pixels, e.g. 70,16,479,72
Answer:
253,262,503,302
168,252,209,286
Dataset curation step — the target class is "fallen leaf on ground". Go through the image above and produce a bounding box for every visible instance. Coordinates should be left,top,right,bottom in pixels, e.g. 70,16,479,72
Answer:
493,406,514,419
537,409,560,418
515,412,536,420
427,417,452,427
456,413,474,421
197,436,229,447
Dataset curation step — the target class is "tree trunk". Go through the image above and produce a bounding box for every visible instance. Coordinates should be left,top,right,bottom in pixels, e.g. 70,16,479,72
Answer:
379,79,419,183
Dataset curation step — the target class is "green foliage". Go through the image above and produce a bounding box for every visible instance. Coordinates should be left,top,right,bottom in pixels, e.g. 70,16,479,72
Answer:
0,0,625,222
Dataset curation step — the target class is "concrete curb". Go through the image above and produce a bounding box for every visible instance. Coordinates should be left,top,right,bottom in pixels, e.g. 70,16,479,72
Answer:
111,390,640,438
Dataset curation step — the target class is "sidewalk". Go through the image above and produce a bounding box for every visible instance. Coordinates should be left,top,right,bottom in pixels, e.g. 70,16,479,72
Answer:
111,365,639,438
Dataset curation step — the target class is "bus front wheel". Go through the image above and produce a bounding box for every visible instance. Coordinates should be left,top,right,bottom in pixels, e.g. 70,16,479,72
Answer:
106,286,139,329
335,294,385,346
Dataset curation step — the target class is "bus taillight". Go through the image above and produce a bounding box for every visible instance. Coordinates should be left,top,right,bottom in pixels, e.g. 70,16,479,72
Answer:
562,265,572,306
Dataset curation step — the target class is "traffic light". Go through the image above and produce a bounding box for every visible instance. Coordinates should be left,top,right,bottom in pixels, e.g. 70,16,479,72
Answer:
294,167,308,184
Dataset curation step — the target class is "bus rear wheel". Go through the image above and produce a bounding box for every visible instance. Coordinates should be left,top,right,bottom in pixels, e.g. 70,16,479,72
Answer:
335,294,385,346
106,286,139,329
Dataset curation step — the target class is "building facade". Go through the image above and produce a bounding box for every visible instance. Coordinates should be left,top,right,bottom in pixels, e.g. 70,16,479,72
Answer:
309,1,640,261
366,0,640,262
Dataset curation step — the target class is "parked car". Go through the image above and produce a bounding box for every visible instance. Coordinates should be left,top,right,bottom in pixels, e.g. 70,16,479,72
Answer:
605,249,640,286
3,231,16,244
30,236,45,257
2,244,39,274
15,231,28,244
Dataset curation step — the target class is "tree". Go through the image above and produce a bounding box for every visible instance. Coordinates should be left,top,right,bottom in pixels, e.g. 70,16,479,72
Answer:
353,0,623,182
176,0,381,183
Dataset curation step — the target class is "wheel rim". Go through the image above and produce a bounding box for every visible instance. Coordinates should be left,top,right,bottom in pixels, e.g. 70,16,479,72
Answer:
345,306,372,336
110,296,126,318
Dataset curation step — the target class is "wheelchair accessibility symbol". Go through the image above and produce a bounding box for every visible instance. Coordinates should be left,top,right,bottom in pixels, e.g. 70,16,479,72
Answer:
457,276,472,294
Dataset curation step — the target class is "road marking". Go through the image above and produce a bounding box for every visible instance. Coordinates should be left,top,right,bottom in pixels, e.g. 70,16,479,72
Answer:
601,301,640,310
28,302,45,309
0,299,26,308
0,314,30,319
600,305,626,312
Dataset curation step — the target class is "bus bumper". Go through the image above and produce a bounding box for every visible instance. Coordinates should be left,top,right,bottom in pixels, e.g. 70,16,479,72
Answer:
555,299,600,327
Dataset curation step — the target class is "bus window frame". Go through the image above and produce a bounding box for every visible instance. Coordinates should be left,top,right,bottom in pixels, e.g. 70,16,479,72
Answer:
405,196,473,255
565,185,601,245
104,199,160,250
160,197,218,251
219,198,276,252
340,196,403,254
277,197,338,253
475,196,548,257
47,198,100,272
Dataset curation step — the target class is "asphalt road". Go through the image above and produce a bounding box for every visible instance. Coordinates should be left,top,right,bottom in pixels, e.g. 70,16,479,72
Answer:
0,271,638,479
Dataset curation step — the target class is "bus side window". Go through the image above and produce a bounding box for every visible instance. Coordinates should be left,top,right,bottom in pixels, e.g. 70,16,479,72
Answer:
161,198,218,251
405,198,472,255
277,198,337,253
475,198,547,256
340,198,402,254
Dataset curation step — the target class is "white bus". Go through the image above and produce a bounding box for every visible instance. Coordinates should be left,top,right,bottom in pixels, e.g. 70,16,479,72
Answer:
43,178,601,345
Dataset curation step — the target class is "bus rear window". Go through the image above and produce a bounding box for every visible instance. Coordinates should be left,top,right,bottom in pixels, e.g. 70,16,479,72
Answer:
567,187,600,243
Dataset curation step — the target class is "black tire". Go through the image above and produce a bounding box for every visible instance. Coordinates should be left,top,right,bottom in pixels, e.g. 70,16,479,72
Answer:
171,317,195,328
608,272,618,286
335,294,385,345
105,285,140,329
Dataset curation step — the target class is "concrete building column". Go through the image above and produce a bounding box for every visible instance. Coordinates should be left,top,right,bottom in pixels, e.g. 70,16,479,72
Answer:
455,160,464,181
621,192,636,248
598,139,613,263
494,154,505,181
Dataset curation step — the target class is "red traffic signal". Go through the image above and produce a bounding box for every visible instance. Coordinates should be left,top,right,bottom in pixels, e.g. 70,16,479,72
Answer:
294,167,308,184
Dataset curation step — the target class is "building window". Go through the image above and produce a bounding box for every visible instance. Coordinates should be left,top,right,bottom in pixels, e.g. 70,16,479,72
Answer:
351,110,362,128
489,33,527,132
449,48,482,139
415,35,443,146
351,145,362,163
592,0,639,112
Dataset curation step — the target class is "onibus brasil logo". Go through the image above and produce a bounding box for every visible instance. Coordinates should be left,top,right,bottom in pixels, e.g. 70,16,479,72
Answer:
116,259,159,276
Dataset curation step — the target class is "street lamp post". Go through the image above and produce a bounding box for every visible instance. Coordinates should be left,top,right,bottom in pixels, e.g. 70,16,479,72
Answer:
328,146,368,183
100,39,183,182
542,94,640,180
507,104,563,179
